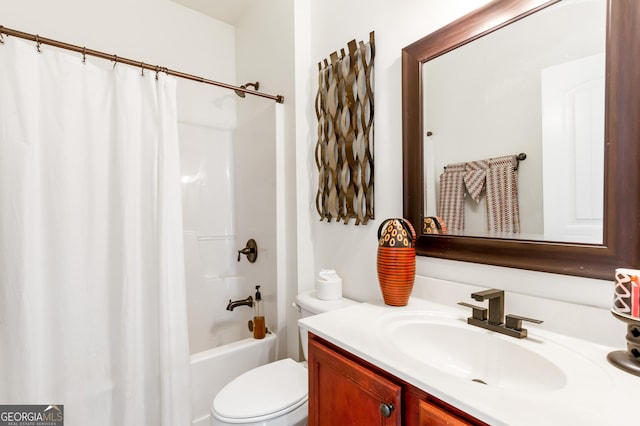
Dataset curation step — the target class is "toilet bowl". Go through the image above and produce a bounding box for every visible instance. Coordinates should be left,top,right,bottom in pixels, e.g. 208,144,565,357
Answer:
210,290,357,426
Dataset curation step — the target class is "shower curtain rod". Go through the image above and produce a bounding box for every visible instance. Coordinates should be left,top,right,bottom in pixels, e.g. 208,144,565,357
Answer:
0,25,285,104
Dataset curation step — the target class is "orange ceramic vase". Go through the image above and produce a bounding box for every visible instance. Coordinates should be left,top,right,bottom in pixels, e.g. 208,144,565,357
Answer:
377,218,416,306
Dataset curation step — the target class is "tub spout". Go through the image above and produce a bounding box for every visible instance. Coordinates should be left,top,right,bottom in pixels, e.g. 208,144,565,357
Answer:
226,296,253,311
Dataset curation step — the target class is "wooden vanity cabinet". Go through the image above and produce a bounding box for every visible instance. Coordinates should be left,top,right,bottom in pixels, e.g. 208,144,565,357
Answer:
308,335,401,425
418,400,475,426
308,333,486,426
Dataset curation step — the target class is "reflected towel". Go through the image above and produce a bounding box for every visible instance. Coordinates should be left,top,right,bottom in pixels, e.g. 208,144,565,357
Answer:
438,163,466,233
464,160,488,203
486,155,521,233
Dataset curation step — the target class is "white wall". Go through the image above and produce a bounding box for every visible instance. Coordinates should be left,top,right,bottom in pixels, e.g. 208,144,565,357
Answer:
297,0,494,301
296,0,613,324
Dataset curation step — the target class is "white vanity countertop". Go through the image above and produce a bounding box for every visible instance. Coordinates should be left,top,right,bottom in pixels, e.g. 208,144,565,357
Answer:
299,297,639,426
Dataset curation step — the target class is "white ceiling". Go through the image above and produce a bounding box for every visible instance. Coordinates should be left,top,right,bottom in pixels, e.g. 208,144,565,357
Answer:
171,0,255,25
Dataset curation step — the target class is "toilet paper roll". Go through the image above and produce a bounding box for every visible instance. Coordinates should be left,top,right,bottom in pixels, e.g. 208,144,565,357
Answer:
318,269,338,280
316,277,343,300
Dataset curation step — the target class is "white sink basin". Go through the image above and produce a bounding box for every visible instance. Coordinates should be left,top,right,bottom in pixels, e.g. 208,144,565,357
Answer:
378,311,601,393
300,300,632,425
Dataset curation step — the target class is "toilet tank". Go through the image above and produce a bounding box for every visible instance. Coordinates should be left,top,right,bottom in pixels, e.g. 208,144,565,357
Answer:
295,290,357,360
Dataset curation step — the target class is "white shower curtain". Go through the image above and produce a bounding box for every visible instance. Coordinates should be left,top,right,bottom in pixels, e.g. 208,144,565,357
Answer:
0,38,192,425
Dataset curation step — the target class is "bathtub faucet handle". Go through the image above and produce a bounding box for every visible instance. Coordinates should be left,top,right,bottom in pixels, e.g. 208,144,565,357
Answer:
237,239,258,263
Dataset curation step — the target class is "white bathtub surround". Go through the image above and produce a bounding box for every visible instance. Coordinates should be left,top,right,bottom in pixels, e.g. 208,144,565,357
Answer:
179,105,284,424
186,274,258,354
179,123,235,240
0,37,191,424
180,107,283,358
233,104,283,357
300,297,638,426
191,334,277,426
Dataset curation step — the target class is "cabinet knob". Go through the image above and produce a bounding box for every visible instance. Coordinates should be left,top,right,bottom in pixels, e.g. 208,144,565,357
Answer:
379,402,394,418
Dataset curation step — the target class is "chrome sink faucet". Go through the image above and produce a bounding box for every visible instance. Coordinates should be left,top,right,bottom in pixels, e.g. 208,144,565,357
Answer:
458,288,543,339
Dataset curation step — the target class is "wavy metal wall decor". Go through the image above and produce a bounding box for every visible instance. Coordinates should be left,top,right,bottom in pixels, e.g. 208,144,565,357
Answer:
315,32,375,225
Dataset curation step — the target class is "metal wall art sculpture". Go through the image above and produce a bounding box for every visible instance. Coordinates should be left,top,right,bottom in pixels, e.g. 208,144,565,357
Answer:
315,32,375,225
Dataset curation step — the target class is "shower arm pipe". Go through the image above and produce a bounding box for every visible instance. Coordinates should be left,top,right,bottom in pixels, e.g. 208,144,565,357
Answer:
0,25,285,104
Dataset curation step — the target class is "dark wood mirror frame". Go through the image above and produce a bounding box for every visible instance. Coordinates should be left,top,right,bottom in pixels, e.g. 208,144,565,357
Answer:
402,0,640,280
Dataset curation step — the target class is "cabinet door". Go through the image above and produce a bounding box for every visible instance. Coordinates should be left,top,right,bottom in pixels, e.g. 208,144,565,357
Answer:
419,400,474,426
308,337,401,426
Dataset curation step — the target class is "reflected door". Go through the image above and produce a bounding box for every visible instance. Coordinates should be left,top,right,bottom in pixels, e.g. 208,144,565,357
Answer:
541,53,604,244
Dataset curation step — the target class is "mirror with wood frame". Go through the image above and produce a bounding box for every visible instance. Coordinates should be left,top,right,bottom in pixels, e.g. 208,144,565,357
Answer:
402,0,640,280
422,0,605,243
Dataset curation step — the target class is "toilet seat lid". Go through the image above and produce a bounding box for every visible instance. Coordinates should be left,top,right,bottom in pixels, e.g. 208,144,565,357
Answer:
213,358,308,420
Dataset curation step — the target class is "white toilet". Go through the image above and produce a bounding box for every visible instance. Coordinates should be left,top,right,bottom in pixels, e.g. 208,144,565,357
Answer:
210,290,357,426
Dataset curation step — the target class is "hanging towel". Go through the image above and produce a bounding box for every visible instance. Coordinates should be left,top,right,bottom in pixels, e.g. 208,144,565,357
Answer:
486,155,521,233
464,160,489,203
438,162,466,233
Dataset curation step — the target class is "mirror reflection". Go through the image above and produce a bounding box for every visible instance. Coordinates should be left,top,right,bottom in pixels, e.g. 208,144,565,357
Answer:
422,0,606,243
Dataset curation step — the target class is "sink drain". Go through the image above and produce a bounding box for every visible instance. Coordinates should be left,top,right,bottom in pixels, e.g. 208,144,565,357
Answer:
471,378,488,385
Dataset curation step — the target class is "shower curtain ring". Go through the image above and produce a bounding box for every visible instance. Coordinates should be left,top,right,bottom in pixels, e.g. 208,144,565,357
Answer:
82,47,87,64
112,54,118,69
140,62,145,77
35,35,42,53
155,65,160,80
0,27,5,45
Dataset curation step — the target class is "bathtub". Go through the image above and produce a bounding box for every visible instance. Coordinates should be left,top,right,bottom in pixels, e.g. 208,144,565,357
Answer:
190,332,277,426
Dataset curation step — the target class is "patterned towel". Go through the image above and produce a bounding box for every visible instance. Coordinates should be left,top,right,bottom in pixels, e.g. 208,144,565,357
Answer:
464,160,488,203
486,155,521,233
438,162,466,233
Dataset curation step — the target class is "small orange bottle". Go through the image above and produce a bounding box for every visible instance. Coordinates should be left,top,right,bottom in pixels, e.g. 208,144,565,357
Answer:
253,285,266,339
